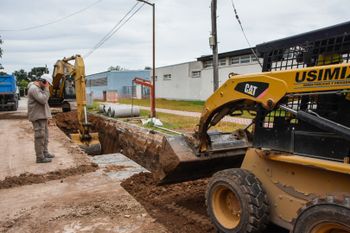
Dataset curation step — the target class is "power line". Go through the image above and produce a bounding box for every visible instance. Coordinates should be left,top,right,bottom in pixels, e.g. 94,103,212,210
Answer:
230,0,262,68
0,0,103,32
84,2,144,58
85,2,140,57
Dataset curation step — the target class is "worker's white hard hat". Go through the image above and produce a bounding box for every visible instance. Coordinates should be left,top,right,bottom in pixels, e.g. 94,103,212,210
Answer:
39,73,53,85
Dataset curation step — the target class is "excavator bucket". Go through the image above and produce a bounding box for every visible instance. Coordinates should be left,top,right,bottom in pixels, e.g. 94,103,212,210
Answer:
151,132,249,184
70,132,102,156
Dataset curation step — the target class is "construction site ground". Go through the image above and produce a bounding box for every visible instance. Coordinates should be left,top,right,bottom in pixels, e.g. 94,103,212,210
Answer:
0,98,287,233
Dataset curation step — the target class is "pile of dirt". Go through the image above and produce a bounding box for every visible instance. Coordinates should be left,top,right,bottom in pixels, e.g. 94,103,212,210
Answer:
122,172,289,233
0,163,98,189
122,172,214,233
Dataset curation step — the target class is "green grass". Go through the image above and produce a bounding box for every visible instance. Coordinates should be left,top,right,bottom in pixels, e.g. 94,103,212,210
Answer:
119,98,254,119
119,98,205,112
87,101,101,112
138,109,243,133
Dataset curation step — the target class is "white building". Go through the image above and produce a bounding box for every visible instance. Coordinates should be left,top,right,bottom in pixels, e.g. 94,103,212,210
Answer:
155,48,261,101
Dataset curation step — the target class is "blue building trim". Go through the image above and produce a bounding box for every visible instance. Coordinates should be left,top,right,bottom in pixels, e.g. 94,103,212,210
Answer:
86,70,150,100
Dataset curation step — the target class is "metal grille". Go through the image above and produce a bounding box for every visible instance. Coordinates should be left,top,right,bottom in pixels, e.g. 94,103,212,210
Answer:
256,22,350,72
262,35,350,72
259,93,344,129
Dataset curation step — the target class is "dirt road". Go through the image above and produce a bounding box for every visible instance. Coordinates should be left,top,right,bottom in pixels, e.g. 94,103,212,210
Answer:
0,99,166,233
0,160,167,233
0,98,91,180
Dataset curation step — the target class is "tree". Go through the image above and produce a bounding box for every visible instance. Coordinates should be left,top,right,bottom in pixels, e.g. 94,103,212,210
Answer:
13,69,29,89
108,65,125,71
28,66,49,81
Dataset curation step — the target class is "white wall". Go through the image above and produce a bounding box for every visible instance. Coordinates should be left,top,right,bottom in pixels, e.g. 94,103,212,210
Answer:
155,59,261,101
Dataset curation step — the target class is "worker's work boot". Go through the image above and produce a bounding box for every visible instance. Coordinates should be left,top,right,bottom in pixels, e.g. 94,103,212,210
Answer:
45,153,55,158
36,157,52,163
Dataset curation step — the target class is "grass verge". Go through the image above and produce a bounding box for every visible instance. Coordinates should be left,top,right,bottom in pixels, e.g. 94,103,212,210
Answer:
119,98,205,112
137,110,243,133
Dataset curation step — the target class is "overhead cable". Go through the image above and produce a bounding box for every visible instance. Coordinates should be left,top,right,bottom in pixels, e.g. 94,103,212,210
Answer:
84,2,144,58
230,0,263,68
0,0,103,32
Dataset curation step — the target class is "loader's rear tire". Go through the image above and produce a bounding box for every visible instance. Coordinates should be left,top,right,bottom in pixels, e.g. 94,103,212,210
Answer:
292,196,350,233
206,168,269,233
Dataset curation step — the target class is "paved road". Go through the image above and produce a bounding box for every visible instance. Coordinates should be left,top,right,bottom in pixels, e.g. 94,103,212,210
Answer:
137,106,253,125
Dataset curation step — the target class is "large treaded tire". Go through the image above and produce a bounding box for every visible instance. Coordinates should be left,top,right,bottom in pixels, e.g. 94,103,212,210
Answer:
206,168,270,233
291,195,350,233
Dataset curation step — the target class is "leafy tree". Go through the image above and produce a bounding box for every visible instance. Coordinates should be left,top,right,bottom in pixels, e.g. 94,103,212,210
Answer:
28,66,49,81
18,79,29,89
13,69,29,89
13,69,28,82
108,65,126,71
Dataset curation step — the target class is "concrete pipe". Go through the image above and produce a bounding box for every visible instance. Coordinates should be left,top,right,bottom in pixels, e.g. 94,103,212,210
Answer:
98,104,105,113
109,104,140,118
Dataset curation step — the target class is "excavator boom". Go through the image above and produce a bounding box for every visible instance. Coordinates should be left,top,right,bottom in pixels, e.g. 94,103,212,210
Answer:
52,55,101,155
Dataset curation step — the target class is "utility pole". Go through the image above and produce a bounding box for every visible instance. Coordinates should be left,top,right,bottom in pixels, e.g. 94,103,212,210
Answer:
210,0,219,91
137,0,156,118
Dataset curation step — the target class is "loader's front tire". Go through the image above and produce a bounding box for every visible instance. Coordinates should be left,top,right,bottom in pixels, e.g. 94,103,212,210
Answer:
206,168,269,233
292,196,350,233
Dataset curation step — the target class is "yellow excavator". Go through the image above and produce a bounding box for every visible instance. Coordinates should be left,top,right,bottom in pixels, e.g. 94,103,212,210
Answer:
126,22,350,232
50,55,101,155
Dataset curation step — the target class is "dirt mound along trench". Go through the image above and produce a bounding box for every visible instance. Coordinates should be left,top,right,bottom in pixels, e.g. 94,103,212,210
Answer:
121,172,214,233
0,164,98,189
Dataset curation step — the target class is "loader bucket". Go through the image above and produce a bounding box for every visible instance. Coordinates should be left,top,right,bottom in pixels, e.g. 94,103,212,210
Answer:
82,113,250,184
70,132,102,155
154,133,249,184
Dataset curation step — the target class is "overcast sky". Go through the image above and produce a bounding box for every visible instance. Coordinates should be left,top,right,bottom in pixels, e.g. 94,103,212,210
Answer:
0,0,348,75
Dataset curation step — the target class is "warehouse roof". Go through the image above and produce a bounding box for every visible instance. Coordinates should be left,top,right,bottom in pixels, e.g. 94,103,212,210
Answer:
197,47,255,62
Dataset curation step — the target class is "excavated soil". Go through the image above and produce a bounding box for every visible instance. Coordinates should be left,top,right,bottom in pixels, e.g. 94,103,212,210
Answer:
122,172,289,233
0,164,98,189
121,172,214,233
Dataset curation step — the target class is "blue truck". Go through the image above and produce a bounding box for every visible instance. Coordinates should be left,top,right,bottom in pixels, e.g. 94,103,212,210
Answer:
0,74,18,111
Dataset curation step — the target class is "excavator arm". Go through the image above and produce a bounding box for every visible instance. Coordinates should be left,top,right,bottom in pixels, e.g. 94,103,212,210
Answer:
52,55,101,155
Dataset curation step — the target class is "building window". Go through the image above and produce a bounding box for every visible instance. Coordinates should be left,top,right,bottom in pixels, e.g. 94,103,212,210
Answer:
251,55,258,62
163,74,172,80
89,77,107,87
191,71,201,78
240,55,251,63
204,60,213,68
122,86,136,97
219,58,227,66
230,57,239,65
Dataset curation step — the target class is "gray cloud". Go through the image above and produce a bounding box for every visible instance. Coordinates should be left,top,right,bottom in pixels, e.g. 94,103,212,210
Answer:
0,0,349,74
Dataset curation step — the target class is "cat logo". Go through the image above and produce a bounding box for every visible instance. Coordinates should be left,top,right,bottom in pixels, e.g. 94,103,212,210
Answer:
244,84,258,96
234,81,269,98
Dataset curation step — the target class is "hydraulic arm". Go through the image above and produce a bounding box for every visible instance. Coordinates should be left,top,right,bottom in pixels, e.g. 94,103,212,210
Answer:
52,55,101,155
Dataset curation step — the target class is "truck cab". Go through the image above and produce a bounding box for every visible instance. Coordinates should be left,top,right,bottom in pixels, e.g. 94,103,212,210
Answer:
0,74,19,111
